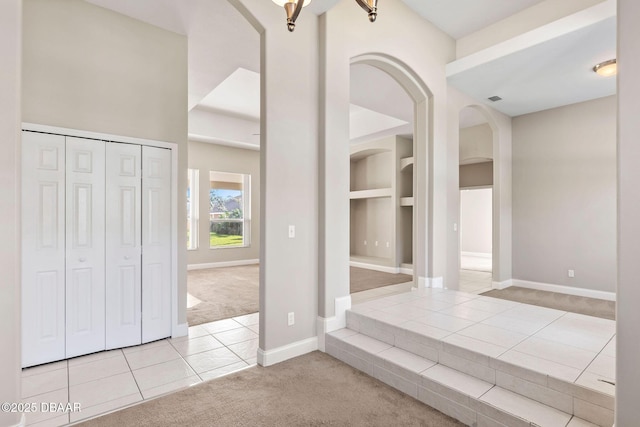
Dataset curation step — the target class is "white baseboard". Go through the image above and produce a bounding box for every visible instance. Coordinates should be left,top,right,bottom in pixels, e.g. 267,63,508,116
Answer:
399,267,414,275
429,277,444,289
172,322,189,338
350,261,398,274
417,276,443,289
511,279,616,301
492,279,512,290
187,259,259,271
317,295,352,351
257,337,318,367
461,251,492,259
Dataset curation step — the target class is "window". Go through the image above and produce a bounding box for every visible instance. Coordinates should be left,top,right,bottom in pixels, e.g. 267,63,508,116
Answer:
209,171,251,248
187,168,199,250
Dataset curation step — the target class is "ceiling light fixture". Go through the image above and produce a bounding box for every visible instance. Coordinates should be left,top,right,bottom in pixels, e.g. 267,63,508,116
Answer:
593,59,617,77
272,0,378,32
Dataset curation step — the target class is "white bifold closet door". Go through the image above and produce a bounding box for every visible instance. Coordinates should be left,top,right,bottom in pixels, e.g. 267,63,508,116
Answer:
22,132,66,367
22,131,172,367
65,136,106,359
105,142,142,349
141,146,172,342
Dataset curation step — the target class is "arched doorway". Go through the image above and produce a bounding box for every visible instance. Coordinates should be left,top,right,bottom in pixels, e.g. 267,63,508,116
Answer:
458,106,494,293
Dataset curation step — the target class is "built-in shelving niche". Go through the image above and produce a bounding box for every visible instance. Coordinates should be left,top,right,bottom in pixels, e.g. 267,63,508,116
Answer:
349,136,413,273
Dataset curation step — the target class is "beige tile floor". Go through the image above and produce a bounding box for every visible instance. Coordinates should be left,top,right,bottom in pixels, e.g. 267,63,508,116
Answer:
458,269,493,294
21,312,259,426
351,288,617,398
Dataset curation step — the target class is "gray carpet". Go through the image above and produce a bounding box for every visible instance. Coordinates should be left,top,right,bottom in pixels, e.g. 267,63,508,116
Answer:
78,351,463,427
350,267,413,293
187,265,259,326
482,286,615,320
188,265,413,326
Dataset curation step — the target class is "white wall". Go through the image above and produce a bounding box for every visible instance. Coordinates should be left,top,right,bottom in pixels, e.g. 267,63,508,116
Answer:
0,2,22,425
460,188,492,255
187,141,260,266
22,0,189,323
616,0,640,423
512,96,616,293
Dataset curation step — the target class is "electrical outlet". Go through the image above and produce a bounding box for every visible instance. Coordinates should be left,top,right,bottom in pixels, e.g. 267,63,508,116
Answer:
288,225,295,238
287,312,295,326
568,269,575,278
454,223,458,232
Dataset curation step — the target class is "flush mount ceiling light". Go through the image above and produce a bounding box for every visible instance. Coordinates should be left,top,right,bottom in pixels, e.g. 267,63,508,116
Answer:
272,0,378,32
593,59,617,77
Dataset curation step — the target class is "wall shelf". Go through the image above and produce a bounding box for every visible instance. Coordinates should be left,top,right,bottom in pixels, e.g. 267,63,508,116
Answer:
350,188,393,199
350,136,414,269
400,157,414,171
400,197,414,207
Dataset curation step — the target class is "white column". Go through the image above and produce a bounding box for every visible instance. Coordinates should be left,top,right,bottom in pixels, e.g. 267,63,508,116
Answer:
616,0,640,424
0,0,23,426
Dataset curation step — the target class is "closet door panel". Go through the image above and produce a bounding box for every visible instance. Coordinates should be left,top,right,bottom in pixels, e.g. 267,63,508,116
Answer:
142,146,172,342
106,142,142,349
65,137,106,358
22,131,66,367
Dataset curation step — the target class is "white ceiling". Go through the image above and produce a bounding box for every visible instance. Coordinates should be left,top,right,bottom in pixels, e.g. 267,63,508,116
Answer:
401,0,547,39
86,0,617,144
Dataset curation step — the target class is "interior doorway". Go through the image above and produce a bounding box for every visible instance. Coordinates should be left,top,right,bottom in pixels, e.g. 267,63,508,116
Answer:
458,107,494,293
460,187,493,273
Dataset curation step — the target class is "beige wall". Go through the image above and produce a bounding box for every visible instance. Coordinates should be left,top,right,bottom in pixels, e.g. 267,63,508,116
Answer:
228,0,320,355
617,0,640,422
460,161,493,188
512,95,616,292
22,0,189,324
187,141,260,266
459,123,493,164
0,1,22,425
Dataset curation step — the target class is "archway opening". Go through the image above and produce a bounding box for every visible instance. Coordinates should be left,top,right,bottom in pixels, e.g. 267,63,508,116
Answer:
343,53,433,306
457,106,494,293
348,62,415,302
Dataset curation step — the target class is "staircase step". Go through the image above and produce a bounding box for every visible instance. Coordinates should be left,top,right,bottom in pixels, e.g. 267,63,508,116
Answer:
327,326,613,427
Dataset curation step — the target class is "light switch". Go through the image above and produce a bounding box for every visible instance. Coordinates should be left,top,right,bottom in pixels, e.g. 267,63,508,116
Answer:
288,225,295,238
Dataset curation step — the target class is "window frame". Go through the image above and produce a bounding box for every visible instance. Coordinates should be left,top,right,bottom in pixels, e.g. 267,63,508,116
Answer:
209,171,251,249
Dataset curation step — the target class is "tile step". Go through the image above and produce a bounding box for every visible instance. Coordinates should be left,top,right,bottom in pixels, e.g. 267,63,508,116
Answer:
326,328,612,427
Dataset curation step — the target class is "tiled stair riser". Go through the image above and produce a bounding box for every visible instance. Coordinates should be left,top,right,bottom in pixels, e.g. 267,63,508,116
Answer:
326,334,534,427
341,310,614,426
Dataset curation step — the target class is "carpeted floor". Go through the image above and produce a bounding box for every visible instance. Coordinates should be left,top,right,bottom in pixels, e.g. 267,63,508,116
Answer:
350,267,413,293
187,265,259,326
78,351,463,427
188,265,413,326
482,286,615,320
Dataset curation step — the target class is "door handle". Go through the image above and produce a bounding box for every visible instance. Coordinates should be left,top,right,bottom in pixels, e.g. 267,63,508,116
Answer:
79,257,86,263
124,255,130,260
